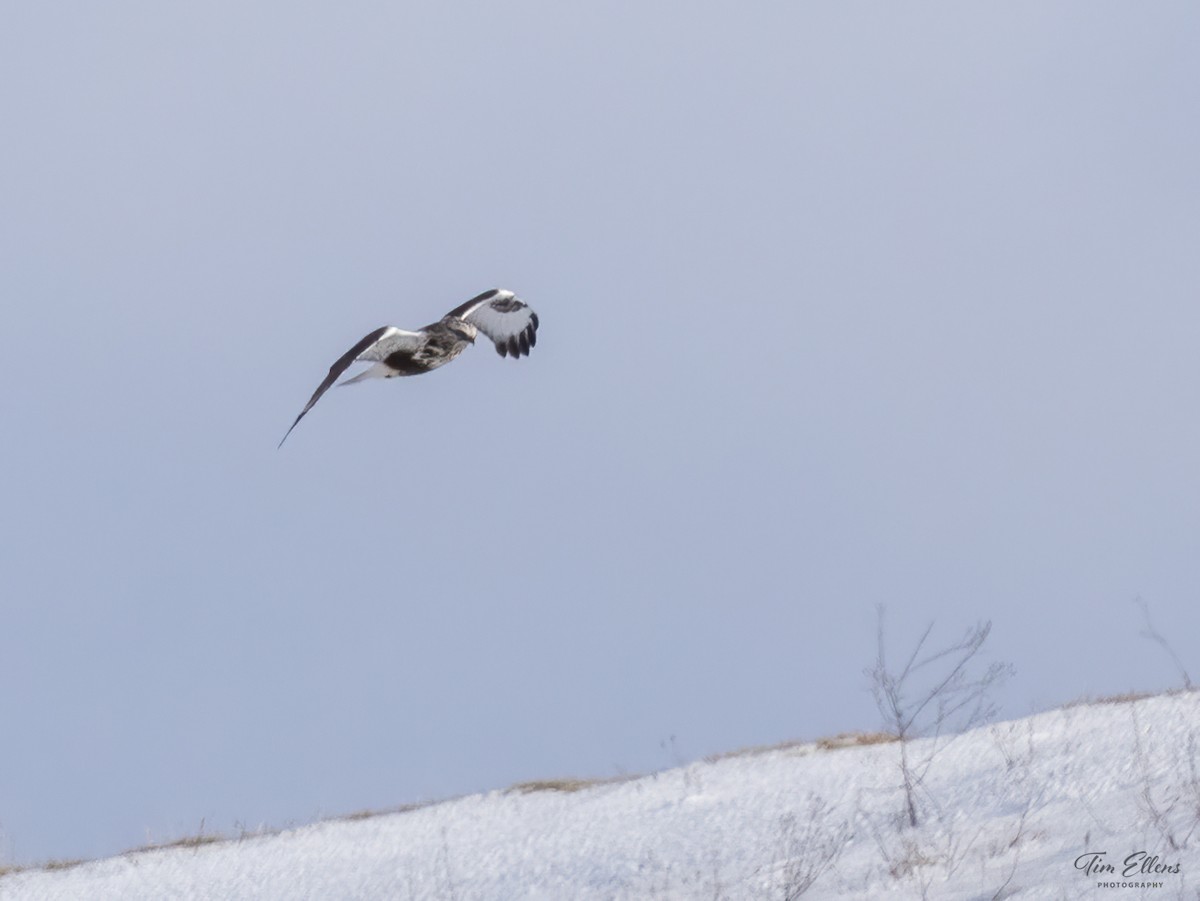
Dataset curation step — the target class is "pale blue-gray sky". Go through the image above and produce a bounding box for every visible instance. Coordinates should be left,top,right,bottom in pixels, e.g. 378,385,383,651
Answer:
2,2,1199,864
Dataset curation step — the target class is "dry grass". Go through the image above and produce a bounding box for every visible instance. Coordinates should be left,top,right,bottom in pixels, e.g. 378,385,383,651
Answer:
1,857,91,878
704,738,809,764
122,820,230,859
42,858,86,872
707,731,897,764
335,800,432,823
0,858,84,876
1060,689,1156,710
507,777,612,795
1059,686,1200,711
815,731,897,751
153,834,224,851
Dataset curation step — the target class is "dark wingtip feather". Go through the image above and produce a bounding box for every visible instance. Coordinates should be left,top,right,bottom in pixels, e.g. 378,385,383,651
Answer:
518,332,530,356
278,411,305,448
496,342,508,358
472,288,500,305
508,336,520,357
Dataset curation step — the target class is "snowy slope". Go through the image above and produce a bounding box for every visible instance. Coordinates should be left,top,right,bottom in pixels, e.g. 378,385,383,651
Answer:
4,692,1198,900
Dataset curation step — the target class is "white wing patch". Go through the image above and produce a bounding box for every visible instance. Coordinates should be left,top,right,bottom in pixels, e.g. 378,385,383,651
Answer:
278,324,415,447
354,327,423,362
448,290,539,358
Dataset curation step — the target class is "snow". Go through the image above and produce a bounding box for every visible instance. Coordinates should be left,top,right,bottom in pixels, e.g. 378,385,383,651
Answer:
4,691,1198,899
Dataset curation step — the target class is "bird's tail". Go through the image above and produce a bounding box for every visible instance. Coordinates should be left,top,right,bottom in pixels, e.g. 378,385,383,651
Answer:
338,364,391,387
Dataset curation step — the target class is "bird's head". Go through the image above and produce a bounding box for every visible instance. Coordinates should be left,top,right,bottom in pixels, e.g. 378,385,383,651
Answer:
448,319,478,344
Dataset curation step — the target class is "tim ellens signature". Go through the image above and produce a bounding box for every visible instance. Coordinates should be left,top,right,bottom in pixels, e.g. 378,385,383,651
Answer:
1075,851,1182,878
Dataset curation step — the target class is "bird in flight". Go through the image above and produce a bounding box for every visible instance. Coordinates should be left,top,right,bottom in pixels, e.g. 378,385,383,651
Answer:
279,288,538,447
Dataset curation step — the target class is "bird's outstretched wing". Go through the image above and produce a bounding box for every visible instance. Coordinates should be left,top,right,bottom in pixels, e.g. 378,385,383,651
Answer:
278,326,422,447
446,289,539,358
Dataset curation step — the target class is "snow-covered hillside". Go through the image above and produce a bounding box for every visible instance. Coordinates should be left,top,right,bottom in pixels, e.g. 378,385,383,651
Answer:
4,692,1198,900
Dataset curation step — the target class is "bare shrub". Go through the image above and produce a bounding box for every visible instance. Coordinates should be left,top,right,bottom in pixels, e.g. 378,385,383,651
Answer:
1132,707,1200,851
438,826,459,901
981,728,1047,901
1135,597,1193,690
769,794,852,899
865,605,1012,828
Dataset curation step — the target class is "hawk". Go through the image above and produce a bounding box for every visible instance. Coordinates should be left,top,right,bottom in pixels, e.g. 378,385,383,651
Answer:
279,288,538,446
